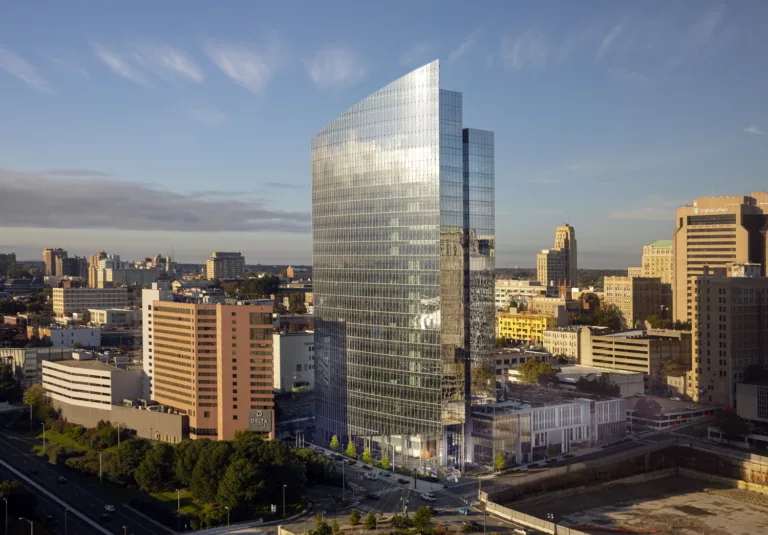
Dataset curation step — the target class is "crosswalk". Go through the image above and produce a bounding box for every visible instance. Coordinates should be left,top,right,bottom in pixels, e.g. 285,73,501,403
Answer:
353,501,457,515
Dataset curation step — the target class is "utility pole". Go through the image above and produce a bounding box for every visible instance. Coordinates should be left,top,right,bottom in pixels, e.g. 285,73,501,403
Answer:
282,484,287,519
42,423,46,453
99,451,103,484
64,508,68,535
176,488,180,534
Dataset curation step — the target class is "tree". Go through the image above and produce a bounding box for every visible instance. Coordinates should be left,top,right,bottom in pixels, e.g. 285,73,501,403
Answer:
331,519,341,535
118,344,128,355
673,320,692,331
80,309,91,324
216,458,265,511
329,435,340,452
581,292,601,311
380,453,390,470
576,375,621,397
361,447,372,464
494,451,505,471
135,443,175,492
106,438,150,484
0,363,23,403
594,304,625,331
518,360,560,385
345,441,357,458
175,440,208,487
191,442,233,503
349,509,361,526
364,512,377,530
645,313,663,329
23,384,47,412
313,514,332,535
413,507,432,530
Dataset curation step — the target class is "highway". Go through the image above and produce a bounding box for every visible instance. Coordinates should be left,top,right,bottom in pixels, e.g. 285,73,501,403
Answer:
0,429,170,535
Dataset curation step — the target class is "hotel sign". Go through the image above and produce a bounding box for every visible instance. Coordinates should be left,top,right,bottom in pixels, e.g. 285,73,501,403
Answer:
693,207,728,215
248,409,273,433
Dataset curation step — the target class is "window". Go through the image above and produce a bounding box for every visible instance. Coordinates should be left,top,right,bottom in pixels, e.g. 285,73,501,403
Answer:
249,312,271,325
203,411,210,418
296,364,302,372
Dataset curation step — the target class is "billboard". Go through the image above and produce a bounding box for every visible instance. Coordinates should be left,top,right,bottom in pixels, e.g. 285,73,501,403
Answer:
248,409,273,433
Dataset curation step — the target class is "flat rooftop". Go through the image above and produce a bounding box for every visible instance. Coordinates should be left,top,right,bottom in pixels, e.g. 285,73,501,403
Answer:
558,365,643,378
476,383,614,413
48,360,123,372
625,395,716,414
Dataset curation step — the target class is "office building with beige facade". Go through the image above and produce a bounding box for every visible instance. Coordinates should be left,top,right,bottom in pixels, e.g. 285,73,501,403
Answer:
537,249,567,286
673,192,768,322
642,240,673,284
603,276,672,328
685,267,768,407
494,279,549,309
554,224,578,285
53,287,128,317
43,248,67,276
580,327,692,380
543,326,582,360
206,251,246,280
145,300,274,441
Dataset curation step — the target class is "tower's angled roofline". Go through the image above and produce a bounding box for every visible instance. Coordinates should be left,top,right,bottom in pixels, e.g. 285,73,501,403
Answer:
313,59,440,139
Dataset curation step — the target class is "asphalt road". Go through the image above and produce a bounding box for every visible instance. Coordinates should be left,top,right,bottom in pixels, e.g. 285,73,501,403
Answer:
0,429,169,535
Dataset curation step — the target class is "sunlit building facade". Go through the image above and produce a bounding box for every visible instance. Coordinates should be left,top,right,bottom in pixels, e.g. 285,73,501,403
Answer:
311,60,495,468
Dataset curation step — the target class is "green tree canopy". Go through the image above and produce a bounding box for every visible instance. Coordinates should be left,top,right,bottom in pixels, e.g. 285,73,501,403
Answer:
106,437,150,485
345,441,357,458
191,442,233,503
329,435,340,451
135,443,175,492
361,447,372,464
364,512,377,530
576,375,621,397
518,360,560,385
494,451,505,471
413,507,433,530
313,514,332,535
380,453,390,470
594,304,625,331
174,439,209,487
23,384,47,411
349,510,361,526
216,458,265,511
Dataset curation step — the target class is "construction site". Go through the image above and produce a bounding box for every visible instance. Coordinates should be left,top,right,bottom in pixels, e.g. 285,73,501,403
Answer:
480,436,768,535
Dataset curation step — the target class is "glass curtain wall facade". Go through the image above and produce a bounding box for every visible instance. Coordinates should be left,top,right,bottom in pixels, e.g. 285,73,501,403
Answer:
311,60,495,468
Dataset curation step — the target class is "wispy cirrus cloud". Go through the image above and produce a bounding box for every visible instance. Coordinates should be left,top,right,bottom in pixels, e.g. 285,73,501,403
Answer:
186,107,229,127
91,42,152,87
448,30,481,64
132,40,204,83
305,43,366,89
744,125,764,135
608,68,649,84
204,39,283,93
0,169,310,233
596,21,627,61
500,32,549,71
668,7,726,67
0,48,52,92
399,42,433,67
607,196,687,221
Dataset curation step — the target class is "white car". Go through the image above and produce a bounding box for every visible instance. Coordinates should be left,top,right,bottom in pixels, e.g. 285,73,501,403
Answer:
104,505,116,513
365,472,379,481
420,493,436,502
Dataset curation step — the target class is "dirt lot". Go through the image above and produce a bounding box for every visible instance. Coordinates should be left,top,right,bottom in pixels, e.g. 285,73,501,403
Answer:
517,476,768,535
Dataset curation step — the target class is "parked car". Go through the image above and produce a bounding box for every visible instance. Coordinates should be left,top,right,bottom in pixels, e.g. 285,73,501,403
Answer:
365,492,380,500
420,493,436,502
397,478,409,484
429,506,440,516
347,460,357,466
361,464,372,470
563,454,574,459
459,508,471,516
58,476,67,483
379,471,390,477
314,447,324,454
365,472,379,481
333,455,343,461
104,505,116,512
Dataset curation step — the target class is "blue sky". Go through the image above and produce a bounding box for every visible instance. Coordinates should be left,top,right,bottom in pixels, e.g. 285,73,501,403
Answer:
1,1,767,268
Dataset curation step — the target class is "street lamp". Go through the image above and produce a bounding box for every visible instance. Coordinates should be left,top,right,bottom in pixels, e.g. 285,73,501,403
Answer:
64,508,68,535
282,484,287,519
176,488,181,534
3,497,7,535
546,513,557,535
19,517,33,535
41,423,46,453
122,526,127,535
225,506,230,533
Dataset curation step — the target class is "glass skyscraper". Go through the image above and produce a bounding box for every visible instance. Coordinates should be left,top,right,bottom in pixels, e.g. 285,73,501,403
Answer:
311,60,494,469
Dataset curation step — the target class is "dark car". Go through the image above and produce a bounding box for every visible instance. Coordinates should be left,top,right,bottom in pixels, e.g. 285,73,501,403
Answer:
429,507,440,516
462,521,482,532
100,514,112,522
58,476,67,483
528,463,539,468
361,465,372,471
347,460,357,466
397,478,409,484
545,458,557,464
314,448,324,454
563,454,574,459
364,493,380,500
333,455,343,461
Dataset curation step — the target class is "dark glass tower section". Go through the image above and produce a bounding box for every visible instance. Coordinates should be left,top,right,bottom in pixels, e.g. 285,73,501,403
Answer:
311,60,494,468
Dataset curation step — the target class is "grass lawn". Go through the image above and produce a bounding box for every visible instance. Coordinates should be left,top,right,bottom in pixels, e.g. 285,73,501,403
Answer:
36,430,89,451
151,488,201,516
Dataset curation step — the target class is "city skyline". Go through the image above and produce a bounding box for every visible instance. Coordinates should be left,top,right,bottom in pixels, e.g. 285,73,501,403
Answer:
2,1,768,267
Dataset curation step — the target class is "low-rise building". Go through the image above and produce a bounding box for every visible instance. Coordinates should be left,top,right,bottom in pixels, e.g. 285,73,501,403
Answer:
28,325,102,348
735,383,768,424
556,365,645,397
494,348,552,382
543,326,581,360
1,347,74,387
95,267,161,289
43,357,143,409
88,308,135,327
470,395,626,466
53,287,128,317
497,311,557,345
625,395,714,431
273,331,314,392
580,328,692,380
494,279,550,309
